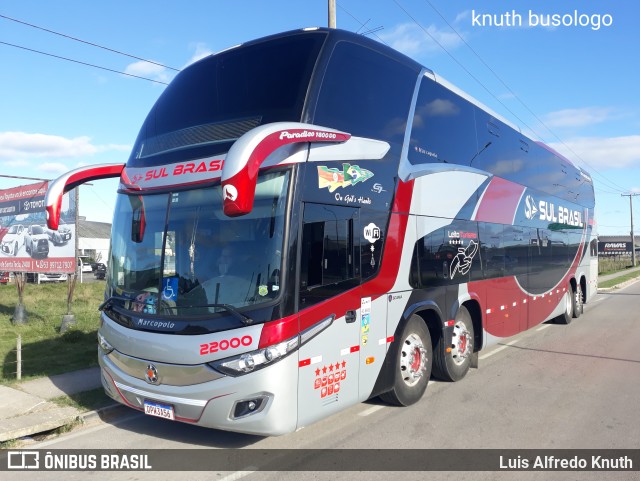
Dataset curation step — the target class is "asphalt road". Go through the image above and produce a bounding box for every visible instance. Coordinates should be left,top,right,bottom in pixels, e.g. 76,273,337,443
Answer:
11,280,640,481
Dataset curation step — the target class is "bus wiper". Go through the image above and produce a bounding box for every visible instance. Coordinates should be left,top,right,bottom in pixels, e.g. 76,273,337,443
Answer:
98,295,134,311
179,303,255,325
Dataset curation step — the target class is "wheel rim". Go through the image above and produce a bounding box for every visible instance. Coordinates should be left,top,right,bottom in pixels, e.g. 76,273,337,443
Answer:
565,290,572,316
451,320,472,366
575,287,582,311
400,333,428,387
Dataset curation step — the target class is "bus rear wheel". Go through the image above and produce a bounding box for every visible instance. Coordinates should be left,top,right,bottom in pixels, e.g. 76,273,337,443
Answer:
380,315,432,406
433,306,474,382
572,283,583,318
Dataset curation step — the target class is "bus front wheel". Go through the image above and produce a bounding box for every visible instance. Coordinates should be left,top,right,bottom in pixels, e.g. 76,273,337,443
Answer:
433,305,474,382
379,315,432,406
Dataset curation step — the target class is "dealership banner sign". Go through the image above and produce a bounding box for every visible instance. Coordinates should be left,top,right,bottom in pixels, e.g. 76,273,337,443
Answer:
0,181,76,273
598,242,632,257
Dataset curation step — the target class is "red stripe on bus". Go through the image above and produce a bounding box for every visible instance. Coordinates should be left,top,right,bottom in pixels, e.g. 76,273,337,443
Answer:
473,177,525,225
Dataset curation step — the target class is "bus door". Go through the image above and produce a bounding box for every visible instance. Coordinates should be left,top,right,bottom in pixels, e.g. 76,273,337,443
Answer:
296,203,361,428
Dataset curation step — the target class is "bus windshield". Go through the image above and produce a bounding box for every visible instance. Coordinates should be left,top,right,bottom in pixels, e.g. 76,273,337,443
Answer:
107,170,290,317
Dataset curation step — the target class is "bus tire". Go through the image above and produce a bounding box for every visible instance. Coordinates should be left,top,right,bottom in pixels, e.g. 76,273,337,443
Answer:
572,283,583,318
433,305,474,382
379,315,432,407
555,288,573,325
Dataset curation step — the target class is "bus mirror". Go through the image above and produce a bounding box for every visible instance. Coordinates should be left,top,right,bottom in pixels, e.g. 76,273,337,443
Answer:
221,122,350,217
45,163,125,230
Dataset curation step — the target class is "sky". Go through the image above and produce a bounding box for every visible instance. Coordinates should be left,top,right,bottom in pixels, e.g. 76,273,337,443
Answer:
0,0,638,236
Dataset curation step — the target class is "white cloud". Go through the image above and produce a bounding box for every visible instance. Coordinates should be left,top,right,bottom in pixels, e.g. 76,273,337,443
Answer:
542,107,618,129
549,135,640,169
184,42,214,67
379,22,463,57
454,10,471,24
97,144,131,153
0,132,98,159
0,132,131,168
3,159,29,168
38,162,71,174
124,60,171,83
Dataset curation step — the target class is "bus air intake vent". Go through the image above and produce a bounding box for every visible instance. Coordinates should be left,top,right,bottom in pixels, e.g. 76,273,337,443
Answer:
138,117,262,158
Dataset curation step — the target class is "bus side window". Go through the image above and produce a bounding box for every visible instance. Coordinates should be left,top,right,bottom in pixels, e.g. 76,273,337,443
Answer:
408,77,477,167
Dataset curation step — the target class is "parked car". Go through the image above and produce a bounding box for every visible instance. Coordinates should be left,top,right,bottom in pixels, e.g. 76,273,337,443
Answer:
94,263,107,280
47,218,72,246
77,257,93,273
25,225,50,258
0,272,10,284
0,224,25,256
26,272,68,283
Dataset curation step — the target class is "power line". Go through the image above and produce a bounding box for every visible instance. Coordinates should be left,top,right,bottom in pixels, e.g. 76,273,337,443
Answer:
392,1,533,134
396,0,627,194
419,0,627,195
0,40,169,85
336,3,388,45
0,13,180,72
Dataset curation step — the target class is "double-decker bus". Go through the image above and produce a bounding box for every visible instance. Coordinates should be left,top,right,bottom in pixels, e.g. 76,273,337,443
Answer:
45,27,597,436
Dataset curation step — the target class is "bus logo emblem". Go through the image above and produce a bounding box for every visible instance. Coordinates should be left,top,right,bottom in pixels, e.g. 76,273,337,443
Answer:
524,195,538,220
223,184,238,201
145,364,159,384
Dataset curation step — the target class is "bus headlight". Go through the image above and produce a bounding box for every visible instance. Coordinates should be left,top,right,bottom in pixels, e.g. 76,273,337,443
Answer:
98,332,114,354
209,335,299,376
209,315,334,377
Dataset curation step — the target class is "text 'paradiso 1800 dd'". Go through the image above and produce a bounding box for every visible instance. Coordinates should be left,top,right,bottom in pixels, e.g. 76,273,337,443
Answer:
46,27,596,436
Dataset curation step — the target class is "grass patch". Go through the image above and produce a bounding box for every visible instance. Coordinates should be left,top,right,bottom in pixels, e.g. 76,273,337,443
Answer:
50,388,113,412
599,270,640,289
598,257,634,276
0,282,104,384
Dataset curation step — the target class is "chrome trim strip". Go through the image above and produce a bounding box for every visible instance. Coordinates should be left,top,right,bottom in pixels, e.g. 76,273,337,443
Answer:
107,349,225,386
113,381,208,407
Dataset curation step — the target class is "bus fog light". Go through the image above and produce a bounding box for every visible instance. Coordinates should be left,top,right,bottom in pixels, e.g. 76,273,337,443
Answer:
232,395,269,419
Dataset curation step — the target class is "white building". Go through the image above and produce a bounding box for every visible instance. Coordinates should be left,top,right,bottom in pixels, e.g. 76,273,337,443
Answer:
77,218,111,264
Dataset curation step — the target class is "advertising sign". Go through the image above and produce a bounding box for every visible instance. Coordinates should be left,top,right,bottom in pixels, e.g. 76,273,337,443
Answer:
0,181,76,273
597,241,632,257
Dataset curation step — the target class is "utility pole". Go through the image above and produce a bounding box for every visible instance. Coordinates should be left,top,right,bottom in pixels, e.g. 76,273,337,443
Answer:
328,0,336,28
621,193,639,267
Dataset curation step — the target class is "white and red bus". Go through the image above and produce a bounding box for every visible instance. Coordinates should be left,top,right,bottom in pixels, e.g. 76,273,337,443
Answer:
46,27,597,435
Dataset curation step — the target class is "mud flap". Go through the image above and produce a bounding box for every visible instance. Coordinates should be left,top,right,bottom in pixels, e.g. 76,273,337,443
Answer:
470,351,479,369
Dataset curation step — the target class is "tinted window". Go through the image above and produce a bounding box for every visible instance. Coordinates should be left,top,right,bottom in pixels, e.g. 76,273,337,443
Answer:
129,33,326,166
300,204,359,308
410,219,481,288
504,226,528,277
409,78,477,166
473,109,526,179
315,41,416,153
478,222,505,280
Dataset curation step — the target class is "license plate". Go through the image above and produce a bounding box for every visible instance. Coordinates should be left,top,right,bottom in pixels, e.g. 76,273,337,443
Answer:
143,400,175,420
